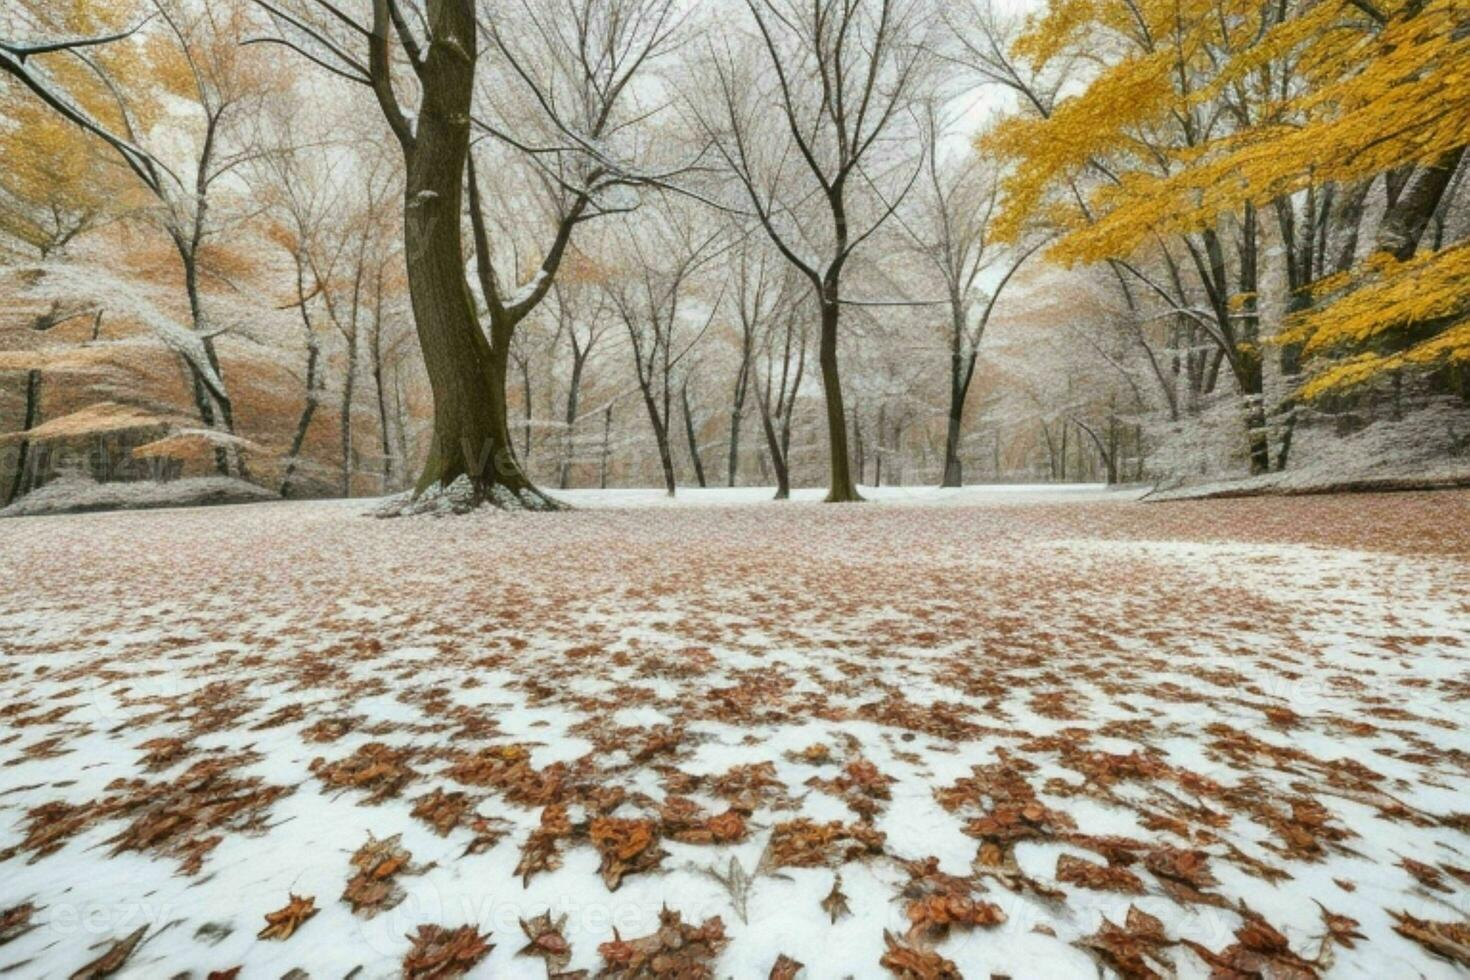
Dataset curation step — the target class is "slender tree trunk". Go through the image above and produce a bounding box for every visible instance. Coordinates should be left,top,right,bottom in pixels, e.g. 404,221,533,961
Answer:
1040,420,1059,480
5,369,41,505
874,403,885,488
940,300,971,487
559,353,586,490
392,361,411,480
941,419,963,487
682,380,708,488
758,393,790,499
1074,418,1117,485
200,335,244,480
369,269,394,491
340,327,358,497
173,111,237,479
372,342,393,491
282,249,321,498
520,354,533,462
638,385,677,495
727,340,751,487
816,297,860,501
600,404,612,489
941,354,976,489
280,343,320,498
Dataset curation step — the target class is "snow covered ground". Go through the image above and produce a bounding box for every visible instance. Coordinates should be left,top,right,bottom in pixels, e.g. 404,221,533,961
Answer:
0,486,1467,978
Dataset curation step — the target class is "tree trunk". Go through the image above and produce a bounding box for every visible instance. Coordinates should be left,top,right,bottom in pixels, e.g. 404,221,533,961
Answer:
280,340,320,498
1376,147,1465,261
681,381,707,488
1074,417,1117,485
372,341,393,491
758,393,790,499
5,369,41,505
520,354,533,461
874,403,885,488
600,404,612,490
178,250,234,478
1040,420,1059,480
940,353,975,488
402,5,543,508
370,268,394,491
941,414,964,488
816,298,860,501
638,386,677,496
559,352,586,490
727,340,751,487
392,361,411,481
340,328,358,497
940,308,973,488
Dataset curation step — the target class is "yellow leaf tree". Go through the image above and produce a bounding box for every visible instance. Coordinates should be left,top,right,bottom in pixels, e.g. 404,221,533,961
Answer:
984,0,1468,471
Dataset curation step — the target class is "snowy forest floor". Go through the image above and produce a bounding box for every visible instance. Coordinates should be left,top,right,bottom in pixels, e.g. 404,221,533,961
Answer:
1,486,1468,979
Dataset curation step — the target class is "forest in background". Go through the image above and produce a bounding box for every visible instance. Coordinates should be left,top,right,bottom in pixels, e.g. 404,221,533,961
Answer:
1,0,1467,509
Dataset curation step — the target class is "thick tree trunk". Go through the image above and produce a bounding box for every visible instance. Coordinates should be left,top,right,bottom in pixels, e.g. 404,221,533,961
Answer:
682,381,707,489
816,298,861,501
460,159,553,508
5,369,41,505
1377,147,1465,261
401,11,543,508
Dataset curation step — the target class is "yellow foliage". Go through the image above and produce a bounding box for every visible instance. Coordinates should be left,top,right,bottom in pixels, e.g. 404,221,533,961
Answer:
0,0,161,249
1283,243,1470,399
985,0,1470,399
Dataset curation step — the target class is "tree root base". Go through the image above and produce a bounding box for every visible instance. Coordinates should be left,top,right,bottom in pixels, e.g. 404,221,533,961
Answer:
372,475,567,518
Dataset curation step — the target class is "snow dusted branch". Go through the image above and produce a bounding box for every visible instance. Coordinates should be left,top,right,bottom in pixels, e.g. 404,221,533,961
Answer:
0,20,168,195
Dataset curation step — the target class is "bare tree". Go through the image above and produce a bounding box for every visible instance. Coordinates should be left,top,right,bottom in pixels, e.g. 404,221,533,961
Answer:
461,0,702,504
367,261,414,492
604,201,726,496
250,0,542,507
256,133,340,498
5,1,278,477
904,107,1043,487
0,14,165,195
725,239,785,486
687,0,935,502
549,277,616,489
754,290,810,500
